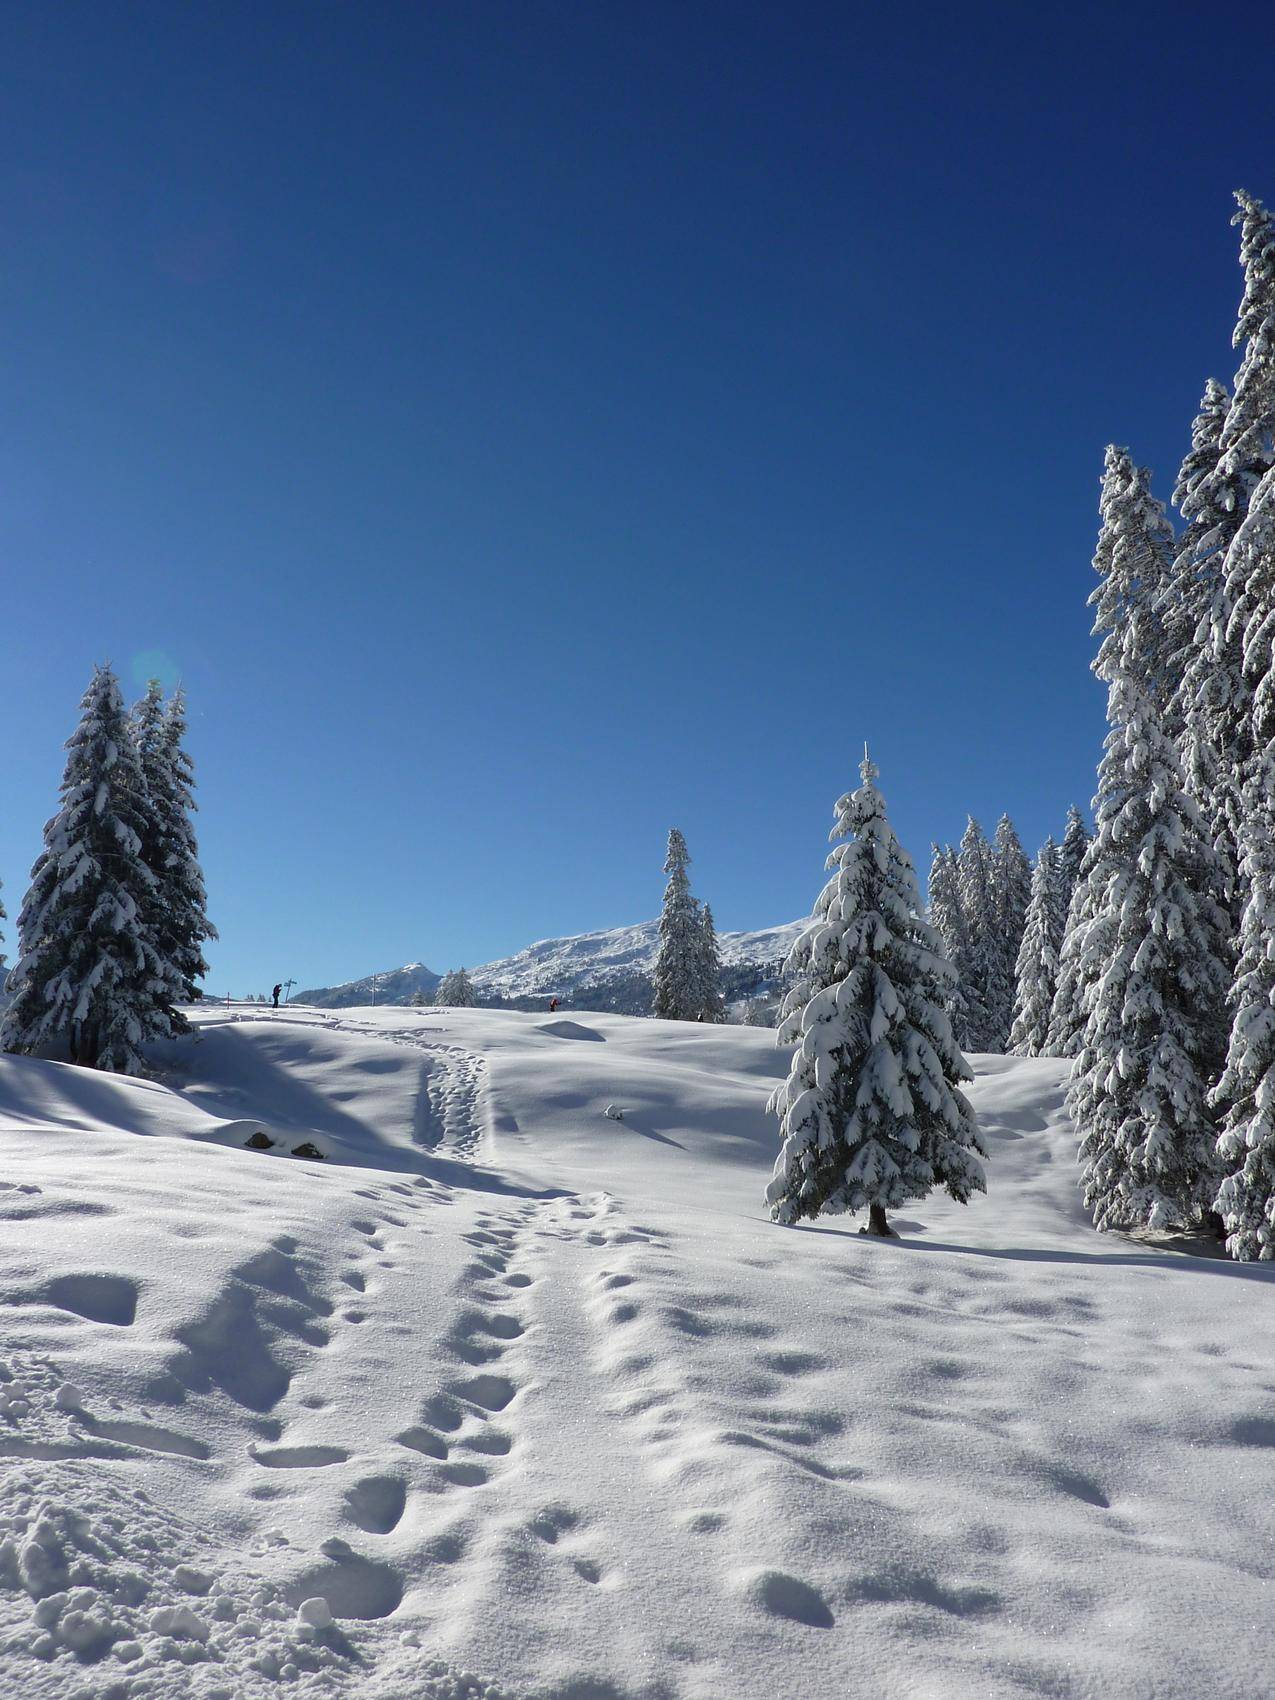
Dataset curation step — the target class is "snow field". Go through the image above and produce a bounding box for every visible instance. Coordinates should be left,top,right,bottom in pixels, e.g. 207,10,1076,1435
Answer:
0,1005,1272,1697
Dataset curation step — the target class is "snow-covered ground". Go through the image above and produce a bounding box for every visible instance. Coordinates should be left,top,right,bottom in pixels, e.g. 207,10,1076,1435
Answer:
1,1006,1272,1699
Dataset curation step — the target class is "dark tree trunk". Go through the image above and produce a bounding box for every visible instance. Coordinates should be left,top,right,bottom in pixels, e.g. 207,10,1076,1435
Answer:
868,1203,891,1237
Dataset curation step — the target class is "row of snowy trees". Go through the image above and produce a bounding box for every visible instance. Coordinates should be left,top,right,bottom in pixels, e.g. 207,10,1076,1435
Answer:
651,828,724,1022
764,189,1275,1260
1005,812,1089,1055
434,967,476,1007
928,813,1048,1051
1030,191,1275,1261
1,667,215,1073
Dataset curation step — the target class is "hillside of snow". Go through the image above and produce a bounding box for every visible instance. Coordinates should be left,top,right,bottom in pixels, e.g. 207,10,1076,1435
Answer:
295,917,804,1009
1,1005,1272,1699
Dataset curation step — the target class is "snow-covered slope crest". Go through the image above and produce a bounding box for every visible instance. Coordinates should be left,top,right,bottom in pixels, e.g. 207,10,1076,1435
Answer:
296,917,803,1008
1,1007,1272,1700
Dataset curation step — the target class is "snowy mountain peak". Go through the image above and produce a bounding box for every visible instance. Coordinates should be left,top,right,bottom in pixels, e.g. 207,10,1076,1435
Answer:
294,917,803,1010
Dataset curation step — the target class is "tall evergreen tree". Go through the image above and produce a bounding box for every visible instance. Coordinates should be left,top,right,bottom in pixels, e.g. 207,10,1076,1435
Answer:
1210,465,1275,1258
1008,839,1065,1058
1173,378,1234,541
954,818,1006,1052
1090,446,1177,708
927,842,974,1043
652,828,703,1021
1057,805,1090,910
1211,756,1275,1261
3,667,179,1072
991,814,1032,1042
696,904,725,1022
1178,195,1275,907
766,756,985,1235
1046,849,1107,1060
132,682,216,1015
1068,449,1231,1232
1161,380,1232,744
1050,452,1183,1064
1213,192,1275,511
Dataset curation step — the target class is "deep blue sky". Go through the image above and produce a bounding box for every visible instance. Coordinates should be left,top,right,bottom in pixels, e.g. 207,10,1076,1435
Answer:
3,1,1273,994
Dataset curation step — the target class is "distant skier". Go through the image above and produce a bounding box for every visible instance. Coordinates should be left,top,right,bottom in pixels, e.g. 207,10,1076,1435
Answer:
272,983,282,1009
549,997,560,1013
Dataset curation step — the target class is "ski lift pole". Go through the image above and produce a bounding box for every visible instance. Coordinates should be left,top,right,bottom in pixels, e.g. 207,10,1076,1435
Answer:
283,979,296,1005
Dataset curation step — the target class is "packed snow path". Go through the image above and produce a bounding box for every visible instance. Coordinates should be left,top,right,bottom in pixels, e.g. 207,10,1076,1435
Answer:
0,1008,1272,1698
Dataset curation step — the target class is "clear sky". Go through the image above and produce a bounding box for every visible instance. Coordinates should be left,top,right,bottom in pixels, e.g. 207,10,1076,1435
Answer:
3,0,1273,995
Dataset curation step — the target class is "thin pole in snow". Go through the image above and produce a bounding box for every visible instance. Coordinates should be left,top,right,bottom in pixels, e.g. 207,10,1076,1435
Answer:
283,979,296,1004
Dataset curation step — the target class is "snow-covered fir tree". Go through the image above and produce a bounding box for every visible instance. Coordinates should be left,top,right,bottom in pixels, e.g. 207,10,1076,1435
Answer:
1162,380,1232,741
435,967,476,1007
992,814,1031,1040
1045,863,1101,1060
1210,465,1275,1258
652,828,704,1021
1068,448,1232,1232
1090,446,1177,708
696,903,725,1022
1008,839,1064,1057
954,818,1007,1051
927,842,976,1045
1214,192,1275,515
1177,196,1275,911
1049,453,1182,1063
2,666,184,1072
1056,805,1091,912
131,682,216,1015
765,754,986,1236
1160,380,1244,918
1211,750,1275,1260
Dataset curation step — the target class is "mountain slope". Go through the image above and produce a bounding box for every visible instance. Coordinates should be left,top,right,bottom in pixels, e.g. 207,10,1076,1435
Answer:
0,1005,1270,1699
295,917,804,1010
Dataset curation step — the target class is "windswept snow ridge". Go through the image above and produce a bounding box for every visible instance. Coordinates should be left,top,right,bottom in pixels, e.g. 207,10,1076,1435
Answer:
0,1005,1272,1698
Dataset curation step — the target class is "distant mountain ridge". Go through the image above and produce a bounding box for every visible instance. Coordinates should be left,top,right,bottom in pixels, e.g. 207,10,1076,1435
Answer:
293,917,804,1013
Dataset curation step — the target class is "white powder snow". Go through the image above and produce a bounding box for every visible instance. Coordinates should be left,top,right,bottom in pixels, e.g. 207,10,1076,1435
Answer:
0,1004,1270,1698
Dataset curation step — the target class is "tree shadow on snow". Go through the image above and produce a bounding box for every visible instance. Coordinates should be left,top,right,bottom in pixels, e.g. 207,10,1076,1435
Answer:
790,1223,1275,1284
608,1114,685,1150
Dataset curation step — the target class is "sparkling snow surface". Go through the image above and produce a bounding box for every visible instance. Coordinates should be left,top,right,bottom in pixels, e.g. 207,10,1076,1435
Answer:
0,1006,1272,1699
